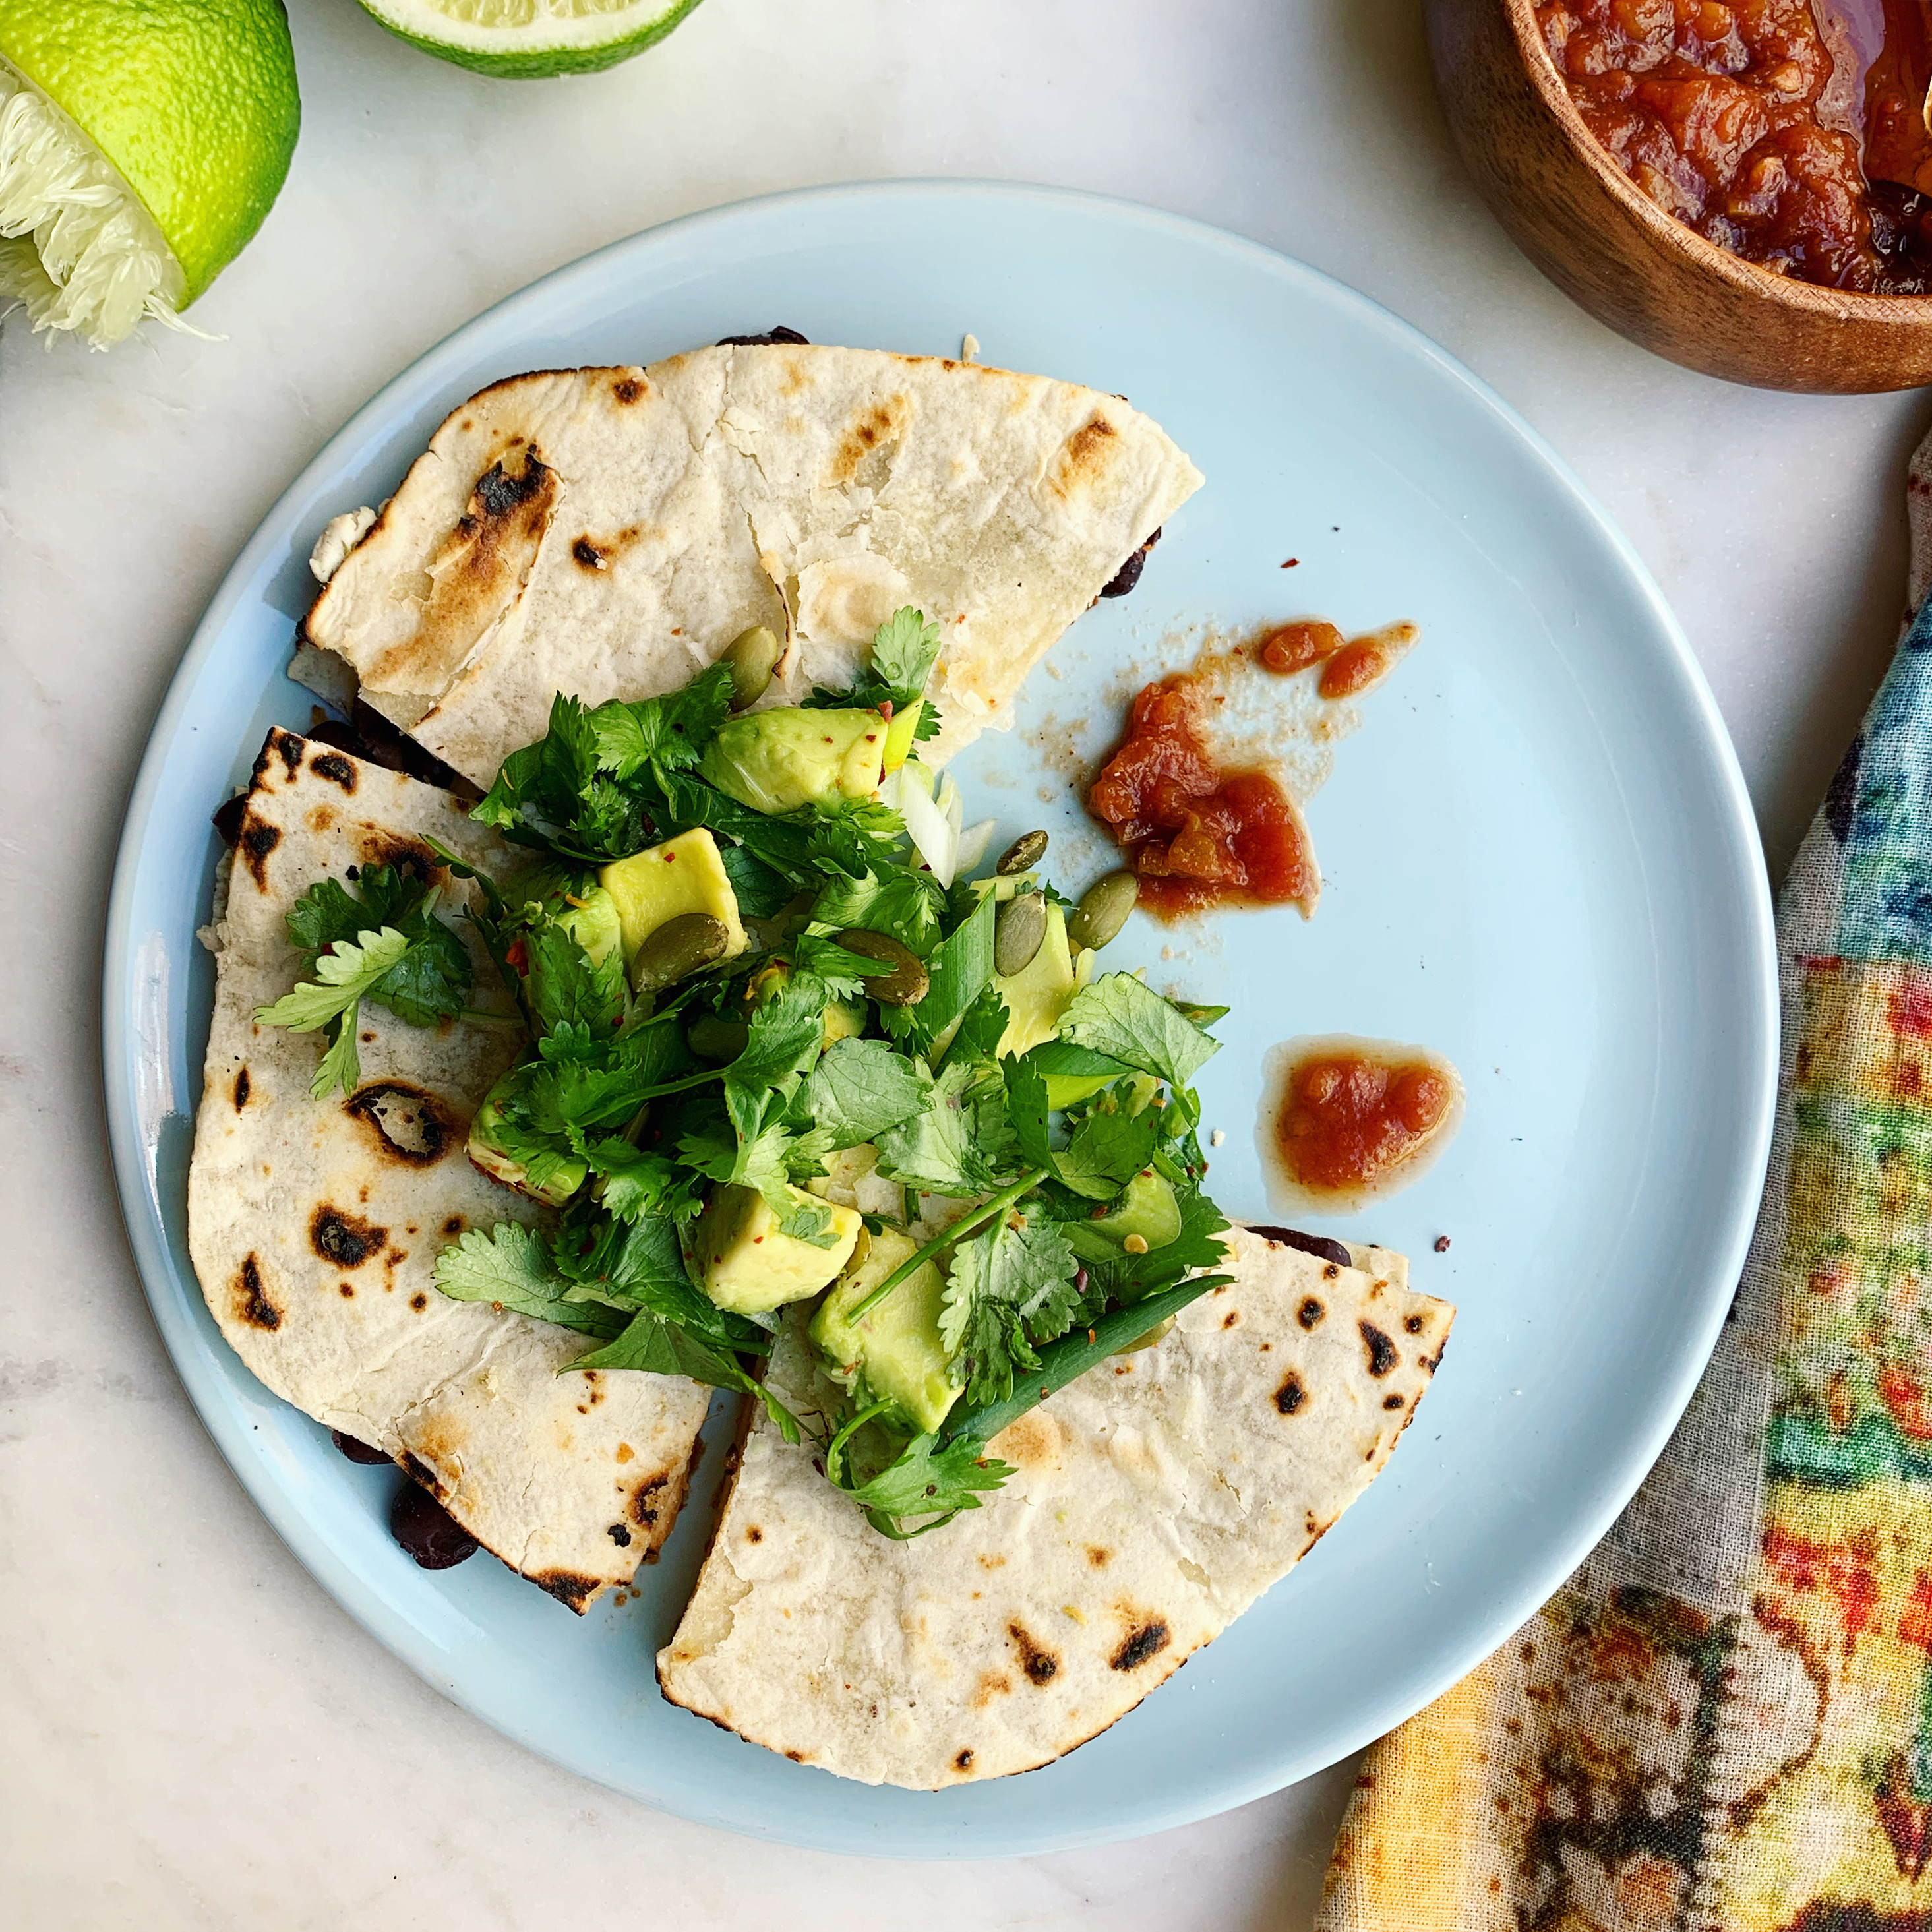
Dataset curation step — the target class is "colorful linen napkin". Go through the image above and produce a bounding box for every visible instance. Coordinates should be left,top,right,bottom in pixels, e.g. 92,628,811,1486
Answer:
1317,429,1932,1932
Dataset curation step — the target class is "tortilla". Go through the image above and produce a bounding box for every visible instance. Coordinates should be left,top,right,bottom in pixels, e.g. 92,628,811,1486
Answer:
299,345,1203,785
656,1225,1451,1785
187,728,712,1610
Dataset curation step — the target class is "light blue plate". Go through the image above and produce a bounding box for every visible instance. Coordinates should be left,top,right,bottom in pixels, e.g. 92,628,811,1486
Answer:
102,182,1777,1857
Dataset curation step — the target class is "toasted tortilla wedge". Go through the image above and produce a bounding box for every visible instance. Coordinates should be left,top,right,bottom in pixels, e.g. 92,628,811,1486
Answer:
299,345,1203,785
657,1225,1451,1785
187,729,711,1610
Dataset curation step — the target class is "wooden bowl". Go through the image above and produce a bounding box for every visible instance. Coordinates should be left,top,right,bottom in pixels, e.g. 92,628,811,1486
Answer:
1424,0,1932,392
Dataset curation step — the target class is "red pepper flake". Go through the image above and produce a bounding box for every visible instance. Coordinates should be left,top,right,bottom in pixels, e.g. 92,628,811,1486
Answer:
1280,557,1299,568
1434,1235,1451,1253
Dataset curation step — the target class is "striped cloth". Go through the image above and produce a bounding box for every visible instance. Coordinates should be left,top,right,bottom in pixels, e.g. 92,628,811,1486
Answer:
1317,431,1932,1932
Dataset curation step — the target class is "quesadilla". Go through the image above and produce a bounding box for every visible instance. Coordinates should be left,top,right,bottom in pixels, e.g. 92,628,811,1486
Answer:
187,728,712,1609
657,1225,1451,1785
297,343,1203,785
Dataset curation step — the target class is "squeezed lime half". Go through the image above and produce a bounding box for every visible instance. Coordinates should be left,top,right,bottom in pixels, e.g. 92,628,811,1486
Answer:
0,0,299,347
354,0,704,78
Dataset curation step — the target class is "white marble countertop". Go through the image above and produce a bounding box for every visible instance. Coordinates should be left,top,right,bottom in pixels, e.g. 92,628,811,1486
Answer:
3,0,1923,1924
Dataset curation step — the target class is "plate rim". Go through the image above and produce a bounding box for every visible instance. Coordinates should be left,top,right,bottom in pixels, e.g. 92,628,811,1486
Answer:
101,176,1779,1856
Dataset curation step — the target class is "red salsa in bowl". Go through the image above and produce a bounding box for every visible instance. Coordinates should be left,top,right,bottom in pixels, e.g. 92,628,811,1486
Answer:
1539,0,1932,292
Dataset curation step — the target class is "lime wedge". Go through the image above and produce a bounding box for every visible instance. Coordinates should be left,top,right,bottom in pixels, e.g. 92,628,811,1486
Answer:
354,0,704,77
0,0,299,349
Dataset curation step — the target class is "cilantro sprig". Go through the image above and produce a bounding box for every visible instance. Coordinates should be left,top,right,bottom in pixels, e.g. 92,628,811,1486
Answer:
255,862,477,1098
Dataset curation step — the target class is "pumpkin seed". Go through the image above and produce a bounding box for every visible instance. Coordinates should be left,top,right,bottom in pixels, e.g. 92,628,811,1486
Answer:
1068,870,1139,951
995,829,1048,876
719,624,781,711
630,913,729,994
994,890,1047,977
835,927,929,1006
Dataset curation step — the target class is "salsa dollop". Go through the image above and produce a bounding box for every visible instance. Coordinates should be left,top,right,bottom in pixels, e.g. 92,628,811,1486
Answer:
1265,1037,1464,1209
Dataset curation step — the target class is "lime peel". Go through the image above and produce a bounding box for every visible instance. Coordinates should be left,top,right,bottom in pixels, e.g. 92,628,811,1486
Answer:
0,57,191,350
357,0,705,78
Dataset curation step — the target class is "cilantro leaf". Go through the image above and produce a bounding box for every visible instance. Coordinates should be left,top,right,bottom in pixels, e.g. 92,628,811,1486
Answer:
1058,973,1221,1091
521,921,624,1036
432,1224,626,1337
257,926,412,1099
839,1433,1013,1538
799,1037,934,1149
940,1211,1082,1407
801,607,944,719
587,664,733,779
1054,1106,1160,1201
939,984,1010,1070
584,1141,687,1223
1002,1050,1054,1172
810,867,945,957
875,1058,1018,1196
866,607,943,700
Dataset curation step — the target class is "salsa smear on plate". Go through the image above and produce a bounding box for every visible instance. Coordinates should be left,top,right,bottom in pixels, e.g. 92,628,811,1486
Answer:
1086,617,1412,917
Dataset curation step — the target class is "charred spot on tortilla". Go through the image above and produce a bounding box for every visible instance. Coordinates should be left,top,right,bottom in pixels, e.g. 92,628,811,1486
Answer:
631,1473,670,1528
535,1571,601,1612
1250,1226,1353,1269
1360,1322,1399,1377
1008,1625,1060,1685
1383,1393,1405,1410
355,833,440,879
271,730,304,780
310,1205,387,1269
1099,525,1161,599
309,751,357,793
572,535,607,570
1110,1620,1171,1672
1275,1372,1307,1415
1297,1296,1325,1329
339,1284,354,1298
831,395,910,484
715,326,810,346
1052,413,1119,499
232,1068,251,1110
409,1292,429,1312
1404,1314,1425,1334
233,1253,281,1331
953,1748,975,1774
344,1081,458,1166
608,1523,632,1548
237,814,281,890
611,375,646,404
1087,1546,1111,1567
400,1451,447,1501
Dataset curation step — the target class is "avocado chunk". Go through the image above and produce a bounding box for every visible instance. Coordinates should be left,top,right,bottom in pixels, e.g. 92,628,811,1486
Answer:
466,1070,587,1207
993,898,1087,1056
822,996,867,1050
810,1229,962,1434
1063,1170,1182,1265
551,884,623,967
698,708,888,815
694,1182,861,1315
600,829,748,972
